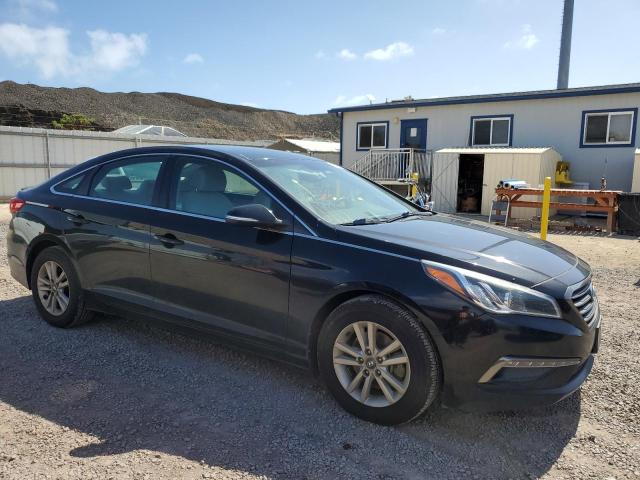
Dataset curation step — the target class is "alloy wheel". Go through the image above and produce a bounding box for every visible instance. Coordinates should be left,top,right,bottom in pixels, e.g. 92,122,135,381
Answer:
333,321,411,407
37,260,70,316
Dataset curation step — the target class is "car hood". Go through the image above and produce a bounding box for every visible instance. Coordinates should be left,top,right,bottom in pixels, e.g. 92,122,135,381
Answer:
337,214,588,288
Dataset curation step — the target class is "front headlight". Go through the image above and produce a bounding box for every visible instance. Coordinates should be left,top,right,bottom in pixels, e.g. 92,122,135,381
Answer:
421,260,561,318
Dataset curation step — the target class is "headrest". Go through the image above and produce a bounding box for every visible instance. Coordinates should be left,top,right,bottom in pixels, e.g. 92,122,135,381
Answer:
178,174,198,192
102,175,132,191
195,166,227,192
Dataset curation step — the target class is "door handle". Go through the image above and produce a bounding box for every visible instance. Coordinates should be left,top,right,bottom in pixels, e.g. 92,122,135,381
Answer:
65,212,89,225
154,233,184,247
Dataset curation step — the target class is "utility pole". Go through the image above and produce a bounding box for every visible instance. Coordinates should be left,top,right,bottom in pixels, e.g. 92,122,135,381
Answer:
557,0,574,89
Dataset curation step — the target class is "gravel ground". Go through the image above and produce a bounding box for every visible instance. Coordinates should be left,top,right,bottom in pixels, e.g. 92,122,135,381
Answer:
0,207,638,479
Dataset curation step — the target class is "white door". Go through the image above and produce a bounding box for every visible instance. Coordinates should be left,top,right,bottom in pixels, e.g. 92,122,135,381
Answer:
481,153,514,216
431,152,459,213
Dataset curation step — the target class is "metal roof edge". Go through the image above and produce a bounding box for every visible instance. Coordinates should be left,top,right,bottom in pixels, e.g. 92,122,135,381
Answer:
435,147,554,154
327,83,640,114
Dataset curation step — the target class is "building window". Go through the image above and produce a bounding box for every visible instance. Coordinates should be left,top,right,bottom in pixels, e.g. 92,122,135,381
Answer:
470,116,512,146
582,110,636,146
357,122,387,149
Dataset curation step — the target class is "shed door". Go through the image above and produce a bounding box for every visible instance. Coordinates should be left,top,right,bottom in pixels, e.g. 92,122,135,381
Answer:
431,152,459,213
481,153,514,216
633,153,640,192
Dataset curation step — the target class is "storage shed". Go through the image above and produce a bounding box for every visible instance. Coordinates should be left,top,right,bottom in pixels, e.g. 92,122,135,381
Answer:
267,138,340,164
632,149,640,192
431,147,561,218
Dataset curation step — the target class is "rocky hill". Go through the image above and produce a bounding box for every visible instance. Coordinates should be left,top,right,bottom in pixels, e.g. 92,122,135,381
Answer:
0,81,339,141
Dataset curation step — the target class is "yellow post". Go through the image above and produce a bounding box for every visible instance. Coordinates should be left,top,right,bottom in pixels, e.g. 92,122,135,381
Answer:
540,176,551,240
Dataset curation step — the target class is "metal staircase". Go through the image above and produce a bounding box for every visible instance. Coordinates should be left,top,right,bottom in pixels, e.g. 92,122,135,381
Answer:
349,148,432,185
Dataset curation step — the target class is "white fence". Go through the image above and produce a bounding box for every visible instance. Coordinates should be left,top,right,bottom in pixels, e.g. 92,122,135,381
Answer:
349,148,432,184
0,125,270,198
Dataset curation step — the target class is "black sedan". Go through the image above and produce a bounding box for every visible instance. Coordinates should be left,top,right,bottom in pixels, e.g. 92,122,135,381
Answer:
6,145,600,425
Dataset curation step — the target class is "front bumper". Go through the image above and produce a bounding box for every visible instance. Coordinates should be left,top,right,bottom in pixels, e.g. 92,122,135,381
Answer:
433,309,601,412
459,353,595,411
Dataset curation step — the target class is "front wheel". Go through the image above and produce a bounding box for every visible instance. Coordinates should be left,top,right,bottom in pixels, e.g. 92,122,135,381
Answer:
318,295,442,425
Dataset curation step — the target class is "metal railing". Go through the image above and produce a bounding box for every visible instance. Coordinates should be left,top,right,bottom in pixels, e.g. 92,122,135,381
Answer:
350,148,431,184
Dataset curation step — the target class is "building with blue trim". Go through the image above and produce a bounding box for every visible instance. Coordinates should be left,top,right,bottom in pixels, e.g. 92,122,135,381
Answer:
329,83,640,192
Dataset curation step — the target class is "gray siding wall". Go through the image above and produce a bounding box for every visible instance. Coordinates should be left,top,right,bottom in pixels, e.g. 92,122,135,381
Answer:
0,125,268,198
341,92,640,191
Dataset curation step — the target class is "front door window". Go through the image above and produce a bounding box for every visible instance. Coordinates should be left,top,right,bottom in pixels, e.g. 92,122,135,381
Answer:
172,158,276,218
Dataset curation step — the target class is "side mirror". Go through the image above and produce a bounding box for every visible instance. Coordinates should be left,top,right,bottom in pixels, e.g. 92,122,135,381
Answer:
225,204,285,229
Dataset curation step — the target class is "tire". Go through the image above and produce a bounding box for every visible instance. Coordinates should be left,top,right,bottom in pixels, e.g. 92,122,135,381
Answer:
318,295,441,425
30,246,94,328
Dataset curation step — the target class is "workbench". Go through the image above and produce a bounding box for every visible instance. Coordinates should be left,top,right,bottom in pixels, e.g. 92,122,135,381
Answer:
494,187,621,233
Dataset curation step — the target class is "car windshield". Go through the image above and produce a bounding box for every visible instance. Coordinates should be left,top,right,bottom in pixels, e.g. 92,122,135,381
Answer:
248,154,420,225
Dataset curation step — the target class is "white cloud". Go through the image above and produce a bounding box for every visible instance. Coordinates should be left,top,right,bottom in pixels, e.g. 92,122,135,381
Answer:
337,48,356,61
504,24,539,50
0,23,148,78
431,27,446,35
86,30,147,71
183,52,204,64
333,94,376,107
0,23,69,78
314,50,326,59
364,42,414,61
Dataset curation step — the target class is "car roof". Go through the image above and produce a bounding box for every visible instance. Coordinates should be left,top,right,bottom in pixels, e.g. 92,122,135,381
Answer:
106,144,319,164
44,145,328,188
187,144,319,163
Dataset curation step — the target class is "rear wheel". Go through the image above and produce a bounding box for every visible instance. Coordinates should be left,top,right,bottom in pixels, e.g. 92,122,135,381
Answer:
318,295,441,425
30,246,94,328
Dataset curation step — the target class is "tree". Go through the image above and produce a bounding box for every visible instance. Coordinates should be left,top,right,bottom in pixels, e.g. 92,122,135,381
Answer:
52,113,95,130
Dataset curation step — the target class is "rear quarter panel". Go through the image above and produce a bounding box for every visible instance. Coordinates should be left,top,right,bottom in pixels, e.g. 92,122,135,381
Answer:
7,203,73,288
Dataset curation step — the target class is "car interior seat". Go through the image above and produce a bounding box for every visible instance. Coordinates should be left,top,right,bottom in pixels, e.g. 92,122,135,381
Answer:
135,179,156,205
97,175,132,202
179,165,233,217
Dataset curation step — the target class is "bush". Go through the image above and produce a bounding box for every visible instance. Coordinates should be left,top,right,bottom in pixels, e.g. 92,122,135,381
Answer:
52,113,95,130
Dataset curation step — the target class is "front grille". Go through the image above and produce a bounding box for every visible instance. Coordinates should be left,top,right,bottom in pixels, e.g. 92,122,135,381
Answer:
571,280,599,327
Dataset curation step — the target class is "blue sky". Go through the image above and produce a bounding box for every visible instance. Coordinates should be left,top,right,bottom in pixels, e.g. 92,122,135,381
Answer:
0,0,639,114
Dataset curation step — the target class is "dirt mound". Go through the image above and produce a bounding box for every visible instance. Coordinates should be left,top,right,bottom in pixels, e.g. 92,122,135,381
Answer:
0,81,339,141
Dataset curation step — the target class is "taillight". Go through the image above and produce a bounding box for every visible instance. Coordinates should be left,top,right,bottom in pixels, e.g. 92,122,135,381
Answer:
9,197,25,214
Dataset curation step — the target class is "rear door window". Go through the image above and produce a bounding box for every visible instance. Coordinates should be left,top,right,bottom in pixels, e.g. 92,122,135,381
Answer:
55,172,89,194
89,158,164,206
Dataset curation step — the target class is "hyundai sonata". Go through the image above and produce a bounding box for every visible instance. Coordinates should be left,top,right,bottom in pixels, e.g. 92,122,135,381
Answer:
6,146,600,425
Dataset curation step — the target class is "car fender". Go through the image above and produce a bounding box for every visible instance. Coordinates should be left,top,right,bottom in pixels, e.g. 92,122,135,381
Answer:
25,231,84,289
306,281,445,373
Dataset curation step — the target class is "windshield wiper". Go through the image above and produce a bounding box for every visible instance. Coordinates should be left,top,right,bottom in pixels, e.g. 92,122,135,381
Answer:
340,217,383,226
383,211,433,223
341,211,432,226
